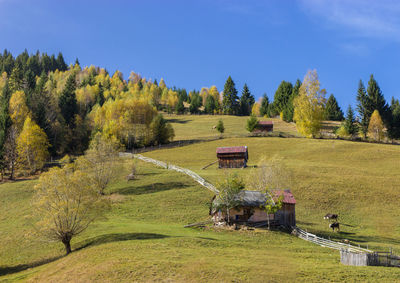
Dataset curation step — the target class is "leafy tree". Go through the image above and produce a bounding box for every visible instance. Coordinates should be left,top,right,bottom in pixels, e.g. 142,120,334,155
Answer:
343,105,358,137
16,117,50,174
239,83,255,116
59,74,78,127
214,174,245,225
260,94,269,117
176,97,185,114
246,157,291,229
293,70,326,138
325,94,344,121
76,133,121,195
32,166,109,255
251,102,261,116
273,81,293,115
204,94,216,114
150,114,175,145
368,110,385,142
222,76,239,115
216,119,225,136
246,115,258,133
356,80,369,138
9,90,30,132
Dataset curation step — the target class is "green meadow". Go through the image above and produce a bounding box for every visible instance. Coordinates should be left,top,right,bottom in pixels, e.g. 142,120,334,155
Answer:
1,115,400,282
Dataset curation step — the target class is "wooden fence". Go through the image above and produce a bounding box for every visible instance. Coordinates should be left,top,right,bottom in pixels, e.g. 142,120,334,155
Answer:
340,250,400,267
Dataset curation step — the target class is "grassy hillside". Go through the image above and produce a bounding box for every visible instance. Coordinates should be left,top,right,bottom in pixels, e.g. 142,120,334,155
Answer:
165,114,300,140
1,117,400,281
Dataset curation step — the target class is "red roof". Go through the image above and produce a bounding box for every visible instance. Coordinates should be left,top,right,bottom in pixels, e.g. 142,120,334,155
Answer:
258,121,273,126
273,189,296,204
216,146,248,154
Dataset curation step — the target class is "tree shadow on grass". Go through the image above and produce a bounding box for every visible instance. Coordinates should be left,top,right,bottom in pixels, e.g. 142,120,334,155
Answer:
165,118,192,124
117,182,187,195
0,255,63,276
76,233,170,251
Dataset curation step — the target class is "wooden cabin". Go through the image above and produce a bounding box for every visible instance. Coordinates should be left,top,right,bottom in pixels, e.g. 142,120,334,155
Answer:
254,121,273,133
216,146,248,168
211,189,296,227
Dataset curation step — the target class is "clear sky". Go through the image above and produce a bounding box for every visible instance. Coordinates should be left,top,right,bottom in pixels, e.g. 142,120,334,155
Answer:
1,0,399,108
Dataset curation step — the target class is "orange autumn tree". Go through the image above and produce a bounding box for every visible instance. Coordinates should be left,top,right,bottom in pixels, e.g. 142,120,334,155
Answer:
17,117,50,174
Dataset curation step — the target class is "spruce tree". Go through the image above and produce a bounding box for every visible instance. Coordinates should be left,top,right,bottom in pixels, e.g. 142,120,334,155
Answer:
0,81,12,173
9,64,23,93
356,80,369,138
260,94,269,117
176,97,185,114
390,98,400,139
239,84,255,116
283,79,301,122
205,95,216,114
367,75,391,133
324,94,344,121
96,83,105,106
344,105,358,137
59,74,78,127
273,81,293,115
56,52,68,71
222,76,239,115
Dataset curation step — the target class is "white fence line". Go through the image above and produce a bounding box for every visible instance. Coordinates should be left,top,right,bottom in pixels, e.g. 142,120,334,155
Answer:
293,227,373,254
120,153,219,194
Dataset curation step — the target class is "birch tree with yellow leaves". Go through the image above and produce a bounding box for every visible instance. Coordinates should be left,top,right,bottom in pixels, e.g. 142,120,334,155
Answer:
293,70,326,138
368,110,385,142
17,117,50,174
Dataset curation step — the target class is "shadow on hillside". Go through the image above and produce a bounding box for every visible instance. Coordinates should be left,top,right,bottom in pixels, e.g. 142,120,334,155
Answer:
117,182,187,195
166,118,192,124
76,233,169,251
0,255,63,276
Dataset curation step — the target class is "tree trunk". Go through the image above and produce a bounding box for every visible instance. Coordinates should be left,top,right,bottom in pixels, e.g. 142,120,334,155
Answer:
267,215,270,230
227,208,230,225
62,238,72,255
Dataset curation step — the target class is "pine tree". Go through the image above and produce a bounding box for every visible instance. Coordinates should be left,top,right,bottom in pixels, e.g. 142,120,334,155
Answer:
260,94,269,117
216,119,225,136
96,83,105,106
56,52,68,71
273,81,293,115
356,80,369,138
9,64,23,93
282,79,301,122
367,75,391,134
0,81,11,176
222,76,239,115
343,105,358,137
239,84,255,116
246,115,259,133
59,74,78,127
390,98,400,139
325,94,344,121
176,97,185,114
205,95,216,114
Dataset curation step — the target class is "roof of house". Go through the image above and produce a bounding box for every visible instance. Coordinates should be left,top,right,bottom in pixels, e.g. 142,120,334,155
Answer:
213,189,296,209
258,121,273,126
216,146,248,154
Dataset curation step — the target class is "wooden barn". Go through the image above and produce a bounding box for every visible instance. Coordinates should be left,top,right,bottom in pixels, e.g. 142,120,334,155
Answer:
254,121,273,133
216,146,248,168
211,189,296,227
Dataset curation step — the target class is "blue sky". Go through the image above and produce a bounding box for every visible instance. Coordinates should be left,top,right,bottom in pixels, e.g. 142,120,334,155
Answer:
0,0,399,109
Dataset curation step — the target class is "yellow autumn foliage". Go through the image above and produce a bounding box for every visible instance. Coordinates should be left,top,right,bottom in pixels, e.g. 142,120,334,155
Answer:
368,110,385,142
9,90,31,132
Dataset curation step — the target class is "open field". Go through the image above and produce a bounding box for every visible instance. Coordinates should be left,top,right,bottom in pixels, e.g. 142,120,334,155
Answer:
1,116,400,282
164,114,300,140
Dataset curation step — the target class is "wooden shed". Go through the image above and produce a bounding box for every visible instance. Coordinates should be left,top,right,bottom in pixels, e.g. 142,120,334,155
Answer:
254,121,273,133
211,189,296,227
216,146,248,168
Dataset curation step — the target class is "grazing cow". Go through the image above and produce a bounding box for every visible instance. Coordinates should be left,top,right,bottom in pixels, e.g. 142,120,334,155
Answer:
329,222,340,232
212,125,217,129
324,213,338,221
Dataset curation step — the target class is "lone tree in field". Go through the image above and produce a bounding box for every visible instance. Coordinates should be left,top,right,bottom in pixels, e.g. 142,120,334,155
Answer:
294,70,326,138
222,76,239,115
150,114,175,145
368,110,385,142
246,115,258,133
216,119,225,136
215,174,245,225
33,167,109,255
247,156,291,229
77,133,121,195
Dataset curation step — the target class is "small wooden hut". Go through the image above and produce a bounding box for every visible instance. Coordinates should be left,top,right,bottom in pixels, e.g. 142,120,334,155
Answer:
211,189,296,227
216,146,248,168
254,121,273,133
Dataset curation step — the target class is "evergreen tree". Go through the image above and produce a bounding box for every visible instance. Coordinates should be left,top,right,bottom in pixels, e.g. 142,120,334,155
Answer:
239,84,255,116
324,94,344,121
205,95,216,114
96,83,105,106
189,91,201,114
283,79,301,122
31,72,48,131
343,105,358,137
75,58,80,66
59,74,78,127
150,114,175,145
9,64,23,93
56,52,68,71
222,76,239,115
216,119,225,135
260,94,269,117
273,81,293,115
176,97,185,114
0,81,12,174
390,98,400,139
356,80,369,138
41,53,52,73
246,115,259,133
